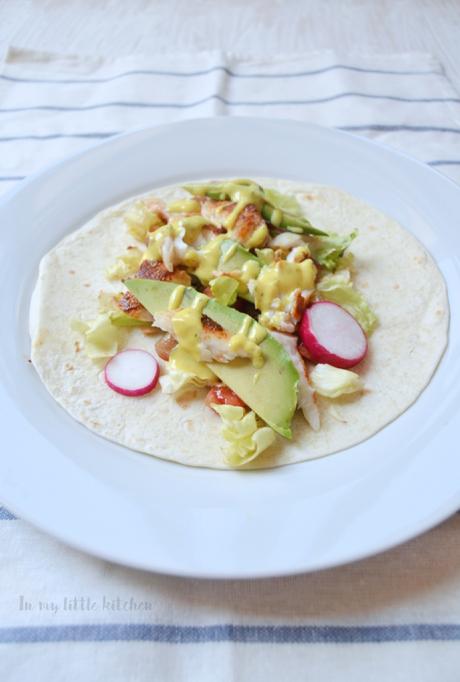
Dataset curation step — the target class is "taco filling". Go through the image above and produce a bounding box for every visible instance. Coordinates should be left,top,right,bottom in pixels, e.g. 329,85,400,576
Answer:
30,178,448,469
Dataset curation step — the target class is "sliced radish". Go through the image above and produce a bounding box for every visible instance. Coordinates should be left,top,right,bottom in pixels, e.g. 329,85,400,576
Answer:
104,349,159,396
299,302,367,369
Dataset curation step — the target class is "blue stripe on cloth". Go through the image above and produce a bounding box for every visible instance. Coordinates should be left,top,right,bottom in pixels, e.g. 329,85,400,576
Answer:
428,160,460,166
0,176,25,182
0,92,459,114
0,64,440,85
1,624,460,644
1,126,460,144
0,507,16,520
340,124,460,134
0,132,118,142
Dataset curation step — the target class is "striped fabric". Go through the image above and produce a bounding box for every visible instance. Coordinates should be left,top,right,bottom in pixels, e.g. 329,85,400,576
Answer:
1,47,460,681
2,623,460,644
1,47,460,195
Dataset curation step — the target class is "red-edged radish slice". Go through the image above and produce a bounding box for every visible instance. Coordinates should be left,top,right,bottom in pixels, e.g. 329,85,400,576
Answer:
299,302,367,369
104,349,159,396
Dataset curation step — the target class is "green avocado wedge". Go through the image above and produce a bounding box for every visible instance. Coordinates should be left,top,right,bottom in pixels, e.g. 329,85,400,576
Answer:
218,239,259,272
126,279,299,438
217,239,259,303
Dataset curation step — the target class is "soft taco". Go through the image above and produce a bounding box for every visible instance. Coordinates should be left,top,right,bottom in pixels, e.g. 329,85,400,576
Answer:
30,178,448,469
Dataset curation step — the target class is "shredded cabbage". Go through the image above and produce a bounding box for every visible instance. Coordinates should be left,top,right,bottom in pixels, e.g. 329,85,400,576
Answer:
167,198,201,214
309,364,363,398
335,250,355,271
212,404,276,467
316,269,378,334
263,188,303,216
159,367,196,394
209,276,239,306
160,368,215,394
105,247,143,281
71,313,124,360
255,248,275,265
124,201,164,242
159,347,216,394
309,231,357,271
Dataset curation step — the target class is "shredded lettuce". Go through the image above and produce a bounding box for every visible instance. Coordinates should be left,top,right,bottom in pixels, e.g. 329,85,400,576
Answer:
159,347,216,394
105,247,143,281
71,313,124,360
212,404,276,467
255,248,275,265
335,250,355,271
316,269,378,334
124,201,164,242
159,367,196,394
159,368,215,394
309,231,357,271
309,364,363,398
209,276,239,306
167,198,201,214
263,188,303,217
98,291,118,313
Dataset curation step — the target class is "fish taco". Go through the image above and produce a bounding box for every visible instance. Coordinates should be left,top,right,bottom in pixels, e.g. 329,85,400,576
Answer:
30,178,448,468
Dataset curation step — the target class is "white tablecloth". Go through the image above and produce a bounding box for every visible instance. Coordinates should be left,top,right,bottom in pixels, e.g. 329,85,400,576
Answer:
1,46,460,681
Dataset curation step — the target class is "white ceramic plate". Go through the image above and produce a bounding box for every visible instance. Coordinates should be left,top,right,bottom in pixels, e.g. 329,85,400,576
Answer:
0,118,458,578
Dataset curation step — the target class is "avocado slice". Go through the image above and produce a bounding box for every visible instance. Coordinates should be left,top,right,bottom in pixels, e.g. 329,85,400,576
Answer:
193,238,258,293
126,279,299,438
218,239,259,272
217,239,259,303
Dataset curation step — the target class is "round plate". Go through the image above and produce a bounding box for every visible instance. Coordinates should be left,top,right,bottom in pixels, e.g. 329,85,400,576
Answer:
0,118,458,578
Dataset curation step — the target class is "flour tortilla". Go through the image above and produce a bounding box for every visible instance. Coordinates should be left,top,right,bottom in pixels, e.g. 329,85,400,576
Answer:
30,179,449,469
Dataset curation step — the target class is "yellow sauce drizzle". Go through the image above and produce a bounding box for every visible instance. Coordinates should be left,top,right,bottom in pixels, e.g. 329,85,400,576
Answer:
169,346,216,382
248,322,267,345
142,223,175,262
193,234,226,283
224,199,248,229
167,199,201,214
178,216,209,243
254,259,317,313
171,293,208,361
229,317,266,369
168,285,185,310
221,185,264,230
240,259,261,284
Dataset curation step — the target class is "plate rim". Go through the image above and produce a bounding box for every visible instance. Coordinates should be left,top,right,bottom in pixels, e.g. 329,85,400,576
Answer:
0,116,458,578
